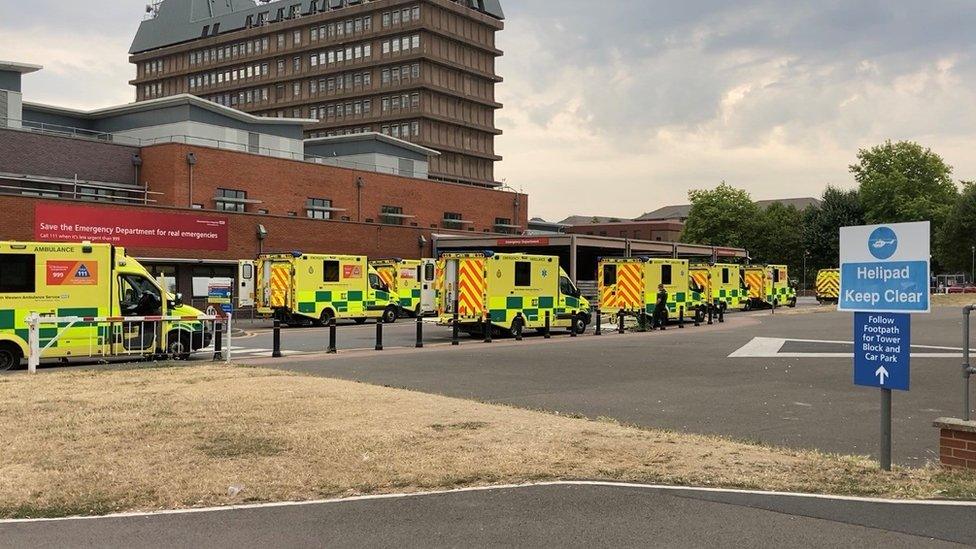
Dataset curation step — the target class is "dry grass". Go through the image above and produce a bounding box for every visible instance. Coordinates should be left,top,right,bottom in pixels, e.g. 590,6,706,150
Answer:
932,293,976,307
0,364,973,519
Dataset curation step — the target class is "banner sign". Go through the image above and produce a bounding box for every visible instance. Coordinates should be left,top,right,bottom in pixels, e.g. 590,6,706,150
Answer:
35,203,229,251
496,238,550,247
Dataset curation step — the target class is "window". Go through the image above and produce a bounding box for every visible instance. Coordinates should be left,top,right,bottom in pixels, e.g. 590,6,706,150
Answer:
443,211,463,229
722,268,730,285
293,30,302,45
773,268,780,283
380,205,404,225
603,264,617,286
560,276,579,298
277,33,285,49
307,198,332,220
0,254,35,293
277,59,285,73
514,262,532,287
215,188,247,212
382,12,391,27
412,6,420,20
293,56,301,71
323,260,340,282
494,217,516,234
293,82,301,96
411,35,420,49
424,262,435,281
661,264,673,285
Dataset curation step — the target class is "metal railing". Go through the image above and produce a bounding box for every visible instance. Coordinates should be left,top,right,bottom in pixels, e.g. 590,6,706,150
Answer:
24,312,231,373
963,306,976,420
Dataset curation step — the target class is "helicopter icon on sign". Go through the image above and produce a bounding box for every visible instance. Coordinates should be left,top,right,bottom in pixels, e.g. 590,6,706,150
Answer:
868,227,898,260
871,238,897,249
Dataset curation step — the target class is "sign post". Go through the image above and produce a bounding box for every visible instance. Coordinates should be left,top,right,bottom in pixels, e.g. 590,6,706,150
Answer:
839,221,930,470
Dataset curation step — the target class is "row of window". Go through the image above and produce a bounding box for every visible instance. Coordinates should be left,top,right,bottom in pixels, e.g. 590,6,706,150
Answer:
310,13,373,41
144,82,163,99
381,6,421,28
310,99,373,119
381,63,421,85
188,37,270,67
308,127,373,138
381,35,421,55
382,93,421,112
188,62,269,89
379,122,421,140
308,41,373,67
208,87,270,107
309,70,372,95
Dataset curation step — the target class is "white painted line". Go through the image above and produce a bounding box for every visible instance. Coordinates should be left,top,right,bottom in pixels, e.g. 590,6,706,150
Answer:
1,480,973,524
728,337,962,358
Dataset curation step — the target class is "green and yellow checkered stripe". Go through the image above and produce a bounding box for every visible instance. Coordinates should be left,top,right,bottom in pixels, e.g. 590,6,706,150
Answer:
643,291,703,320
294,289,394,320
1,306,110,356
485,295,587,329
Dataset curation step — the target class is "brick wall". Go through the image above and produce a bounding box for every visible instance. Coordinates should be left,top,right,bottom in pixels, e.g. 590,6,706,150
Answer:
139,143,527,233
0,128,139,184
567,221,684,242
0,194,471,261
935,418,976,470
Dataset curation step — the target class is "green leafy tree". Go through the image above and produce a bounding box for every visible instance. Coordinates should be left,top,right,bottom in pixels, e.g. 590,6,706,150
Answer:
681,182,760,248
935,181,976,274
750,202,805,279
851,140,958,228
802,186,864,272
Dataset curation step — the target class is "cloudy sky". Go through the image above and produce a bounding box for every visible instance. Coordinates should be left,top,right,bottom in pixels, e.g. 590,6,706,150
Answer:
3,1,975,221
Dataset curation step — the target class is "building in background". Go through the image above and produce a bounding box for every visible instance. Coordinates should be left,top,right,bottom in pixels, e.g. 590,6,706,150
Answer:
129,0,504,188
0,61,526,308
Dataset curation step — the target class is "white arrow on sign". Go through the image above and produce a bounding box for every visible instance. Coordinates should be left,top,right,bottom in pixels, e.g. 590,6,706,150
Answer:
875,366,889,385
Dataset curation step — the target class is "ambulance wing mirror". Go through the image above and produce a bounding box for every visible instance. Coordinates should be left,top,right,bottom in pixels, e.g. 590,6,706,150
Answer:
169,293,184,308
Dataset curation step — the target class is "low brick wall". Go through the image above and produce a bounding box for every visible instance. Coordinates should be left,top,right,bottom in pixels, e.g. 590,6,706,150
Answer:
934,417,976,470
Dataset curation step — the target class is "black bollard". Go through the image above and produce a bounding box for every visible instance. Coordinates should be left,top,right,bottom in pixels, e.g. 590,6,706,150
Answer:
707,304,714,326
694,307,701,327
618,311,625,334
544,310,552,339
212,321,223,361
595,307,602,336
570,312,577,337
415,314,424,348
272,318,282,358
660,311,666,331
327,316,337,354
772,299,776,315
375,319,383,351
514,313,523,341
483,315,493,343
452,311,460,346
678,307,685,329
718,304,725,323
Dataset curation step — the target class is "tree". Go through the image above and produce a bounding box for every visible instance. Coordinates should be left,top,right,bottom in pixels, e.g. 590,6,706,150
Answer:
681,182,760,248
935,181,976,274
750,202,805,279
851,140,958,228
802,186,864,272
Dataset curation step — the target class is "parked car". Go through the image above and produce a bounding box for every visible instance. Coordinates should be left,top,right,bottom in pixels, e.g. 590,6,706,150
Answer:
947,283,976,294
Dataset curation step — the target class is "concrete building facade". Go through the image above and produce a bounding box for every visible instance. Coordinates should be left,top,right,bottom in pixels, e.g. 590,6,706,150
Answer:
129,0,504,187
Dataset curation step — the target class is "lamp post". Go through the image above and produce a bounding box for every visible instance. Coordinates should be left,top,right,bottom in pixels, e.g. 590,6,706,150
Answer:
971,245,975,283
802,250,809,294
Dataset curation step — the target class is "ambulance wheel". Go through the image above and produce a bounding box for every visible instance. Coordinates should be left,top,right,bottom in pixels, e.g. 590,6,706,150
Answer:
573,315,588,335
319,309,335,326
694,307,706,323
788,297,797,308
0,342,23,371
167,332,192,360
509,318,524,338
743,300,752,312
354,318,367,325
382,306,398,324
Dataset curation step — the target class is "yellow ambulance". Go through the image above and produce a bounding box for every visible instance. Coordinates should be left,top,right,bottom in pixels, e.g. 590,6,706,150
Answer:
742,264,797,309
599,257,706,325
0,241,210,370
255,252,399,326
690,263,746,313
370,258,437,317
815,268,840,304
436,252,590,337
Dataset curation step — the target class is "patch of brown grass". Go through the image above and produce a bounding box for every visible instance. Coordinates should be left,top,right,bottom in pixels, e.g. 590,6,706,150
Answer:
0,364,973,519
932,293,976,307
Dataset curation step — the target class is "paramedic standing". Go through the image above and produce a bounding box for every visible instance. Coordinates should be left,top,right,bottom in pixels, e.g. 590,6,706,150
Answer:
654,283,668,330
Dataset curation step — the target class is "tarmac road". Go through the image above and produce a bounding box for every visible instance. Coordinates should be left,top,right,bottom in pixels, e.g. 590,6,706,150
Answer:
244,305,970,465
2,483,972,548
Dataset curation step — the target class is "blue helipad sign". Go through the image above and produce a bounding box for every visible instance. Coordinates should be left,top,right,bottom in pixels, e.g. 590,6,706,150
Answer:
838,222,930,314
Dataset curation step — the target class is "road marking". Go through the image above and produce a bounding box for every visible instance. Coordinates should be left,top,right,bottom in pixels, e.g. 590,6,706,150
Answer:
2,480,973,524
728,337,961,358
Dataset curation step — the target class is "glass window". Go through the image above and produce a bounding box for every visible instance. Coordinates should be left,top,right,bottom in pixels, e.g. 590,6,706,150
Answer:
216,188,247,212
424,263,435,281
307,198,332,220
560,276,578,297
722,268,730,285
381,205,404,225
514,262,532,287
0,254,35,293
382,12,391,27
661,264,673,285
293,30,302,45
603,264,617,286
119,274,161,316
323,260,340,282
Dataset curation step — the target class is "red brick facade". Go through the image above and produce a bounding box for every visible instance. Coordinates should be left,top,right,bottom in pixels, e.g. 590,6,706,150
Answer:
936,420,976,471
139,143,526,233
567,221,683,242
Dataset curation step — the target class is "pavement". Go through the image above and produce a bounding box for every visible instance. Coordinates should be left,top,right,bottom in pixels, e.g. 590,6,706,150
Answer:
2,483,973,548
237,304,970,465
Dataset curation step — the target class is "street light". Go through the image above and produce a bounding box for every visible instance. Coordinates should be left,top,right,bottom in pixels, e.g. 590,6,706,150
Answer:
802,250,809,294
971,245,975,283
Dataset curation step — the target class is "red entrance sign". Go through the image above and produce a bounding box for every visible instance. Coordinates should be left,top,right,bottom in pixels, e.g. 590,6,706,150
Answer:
496,237,550,247
35,203,229,251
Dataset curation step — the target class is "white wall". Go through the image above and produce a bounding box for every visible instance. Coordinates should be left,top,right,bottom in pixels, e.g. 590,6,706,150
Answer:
112,121,304,159
1,90,23,128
